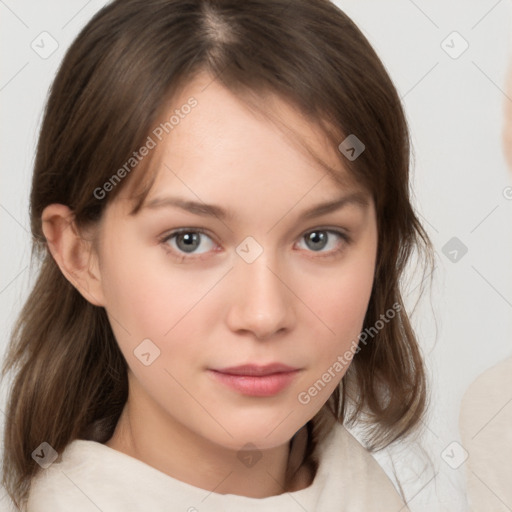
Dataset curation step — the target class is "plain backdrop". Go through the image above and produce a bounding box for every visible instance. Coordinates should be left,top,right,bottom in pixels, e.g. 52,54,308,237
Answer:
1,1,512,510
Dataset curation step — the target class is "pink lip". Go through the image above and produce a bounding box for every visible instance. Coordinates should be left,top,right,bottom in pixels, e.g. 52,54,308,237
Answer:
214,363,299,376
208,363,301,396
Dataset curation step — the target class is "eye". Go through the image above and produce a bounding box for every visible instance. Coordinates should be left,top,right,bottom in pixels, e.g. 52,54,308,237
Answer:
159,227,351,263
296,229,350,256
160,228,216,257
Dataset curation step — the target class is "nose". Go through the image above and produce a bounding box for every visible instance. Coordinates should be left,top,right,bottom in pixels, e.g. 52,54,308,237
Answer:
225,251,296,340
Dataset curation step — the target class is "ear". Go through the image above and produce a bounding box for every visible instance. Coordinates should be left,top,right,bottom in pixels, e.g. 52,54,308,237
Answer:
41,204,105,307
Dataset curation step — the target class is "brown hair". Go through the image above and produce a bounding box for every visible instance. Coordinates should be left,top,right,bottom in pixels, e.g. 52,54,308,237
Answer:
1,0,433,508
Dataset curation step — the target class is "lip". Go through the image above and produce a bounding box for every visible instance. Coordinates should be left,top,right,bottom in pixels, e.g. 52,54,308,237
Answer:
208,363,301,397
213,363,299,376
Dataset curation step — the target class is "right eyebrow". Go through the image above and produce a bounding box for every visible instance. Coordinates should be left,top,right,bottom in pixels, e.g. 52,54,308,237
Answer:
140,192,370,222
141,196,230,220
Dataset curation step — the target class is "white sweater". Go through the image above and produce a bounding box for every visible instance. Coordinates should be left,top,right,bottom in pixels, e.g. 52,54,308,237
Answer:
26,421,408,511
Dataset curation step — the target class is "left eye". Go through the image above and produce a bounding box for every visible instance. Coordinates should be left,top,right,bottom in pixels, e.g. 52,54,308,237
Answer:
296,229,347,253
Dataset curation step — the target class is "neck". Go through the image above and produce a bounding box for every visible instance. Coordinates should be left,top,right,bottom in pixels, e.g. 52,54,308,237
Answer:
104,381,314,497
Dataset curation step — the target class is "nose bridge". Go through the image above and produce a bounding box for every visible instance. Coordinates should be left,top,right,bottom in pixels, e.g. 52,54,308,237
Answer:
227,243,295,338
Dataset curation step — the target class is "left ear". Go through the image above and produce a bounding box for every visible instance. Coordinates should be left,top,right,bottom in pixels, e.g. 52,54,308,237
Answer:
41,203,106,307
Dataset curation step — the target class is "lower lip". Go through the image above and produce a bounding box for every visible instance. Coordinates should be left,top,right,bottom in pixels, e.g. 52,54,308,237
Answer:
208,370,300,397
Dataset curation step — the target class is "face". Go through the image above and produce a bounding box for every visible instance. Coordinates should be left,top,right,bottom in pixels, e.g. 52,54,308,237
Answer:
92,73,378,452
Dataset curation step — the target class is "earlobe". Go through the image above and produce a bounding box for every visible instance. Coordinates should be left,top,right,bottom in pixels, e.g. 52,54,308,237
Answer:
41,204,106,307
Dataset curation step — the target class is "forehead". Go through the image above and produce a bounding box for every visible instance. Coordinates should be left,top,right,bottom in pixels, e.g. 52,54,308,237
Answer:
118,72,364,214
167,74,343,171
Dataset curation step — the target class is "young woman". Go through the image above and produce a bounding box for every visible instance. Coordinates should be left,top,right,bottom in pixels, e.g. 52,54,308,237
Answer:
1,0,432,510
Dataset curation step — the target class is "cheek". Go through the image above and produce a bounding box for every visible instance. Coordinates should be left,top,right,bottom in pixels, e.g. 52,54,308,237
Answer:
292,255,375,409
304,244,376,363
316,275,372,350
98,233,183,342
98,233,220,370
98,227,171,315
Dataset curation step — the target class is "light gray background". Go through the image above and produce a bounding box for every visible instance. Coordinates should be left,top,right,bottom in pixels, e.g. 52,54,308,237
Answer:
1,1,512,510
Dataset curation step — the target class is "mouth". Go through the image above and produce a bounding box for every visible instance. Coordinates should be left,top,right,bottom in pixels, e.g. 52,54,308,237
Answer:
212,363,299,376
208,363,302,397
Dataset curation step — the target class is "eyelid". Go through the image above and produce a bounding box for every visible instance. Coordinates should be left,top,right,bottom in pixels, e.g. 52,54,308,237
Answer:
295,227,351,259
158,225,351,261
160,226,213,241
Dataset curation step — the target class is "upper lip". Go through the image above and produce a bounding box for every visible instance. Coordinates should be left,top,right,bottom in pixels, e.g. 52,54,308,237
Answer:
211,363,299,376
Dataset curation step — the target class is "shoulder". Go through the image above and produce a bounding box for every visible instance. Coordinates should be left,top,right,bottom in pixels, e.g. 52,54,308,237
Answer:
27,439,146,512
26,439,120,511
320,421,382,475
314,421,410,511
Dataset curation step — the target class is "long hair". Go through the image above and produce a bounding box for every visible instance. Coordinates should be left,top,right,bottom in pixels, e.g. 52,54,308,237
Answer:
1,0,433,508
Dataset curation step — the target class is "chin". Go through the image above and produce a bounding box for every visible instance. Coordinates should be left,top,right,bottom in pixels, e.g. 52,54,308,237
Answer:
207,417,304,451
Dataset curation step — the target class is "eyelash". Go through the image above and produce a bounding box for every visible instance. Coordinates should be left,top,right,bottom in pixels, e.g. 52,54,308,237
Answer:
158,227,352,263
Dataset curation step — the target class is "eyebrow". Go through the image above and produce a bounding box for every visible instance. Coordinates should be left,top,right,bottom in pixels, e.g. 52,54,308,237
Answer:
141,192,369,221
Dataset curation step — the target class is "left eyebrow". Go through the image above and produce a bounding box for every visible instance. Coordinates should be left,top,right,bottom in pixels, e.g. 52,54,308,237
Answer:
140,191,370,221
297,192,370,220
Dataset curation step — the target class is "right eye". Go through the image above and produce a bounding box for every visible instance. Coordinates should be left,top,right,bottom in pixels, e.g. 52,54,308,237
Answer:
160,228,218,259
